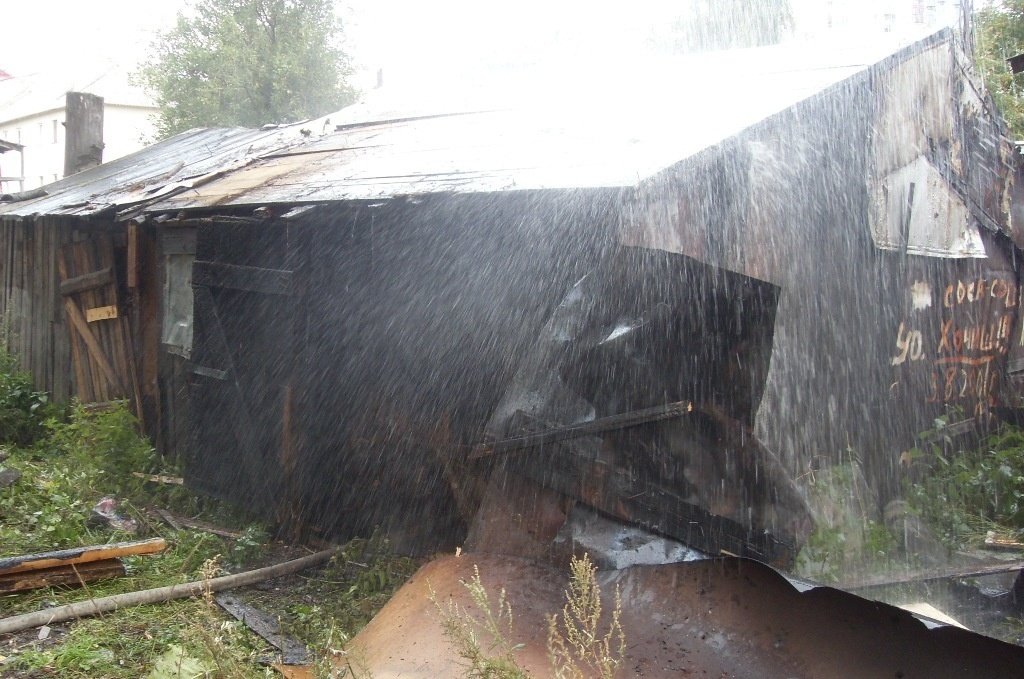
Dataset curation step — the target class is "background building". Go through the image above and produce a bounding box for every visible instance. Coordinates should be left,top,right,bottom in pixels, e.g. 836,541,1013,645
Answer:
0,67,157,193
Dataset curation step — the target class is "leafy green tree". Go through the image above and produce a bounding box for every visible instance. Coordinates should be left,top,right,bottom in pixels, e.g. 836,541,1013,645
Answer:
977,0,1024,139
138,0,355,138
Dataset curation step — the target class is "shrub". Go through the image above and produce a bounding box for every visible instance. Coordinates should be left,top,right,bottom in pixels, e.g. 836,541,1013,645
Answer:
907,420,1024,546
0,347,50,446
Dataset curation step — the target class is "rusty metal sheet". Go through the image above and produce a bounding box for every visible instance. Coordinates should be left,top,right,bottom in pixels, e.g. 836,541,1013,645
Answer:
0,126,290,219
348,553,1024,678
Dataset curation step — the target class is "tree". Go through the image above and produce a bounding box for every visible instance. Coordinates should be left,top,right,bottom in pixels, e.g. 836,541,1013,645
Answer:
137,0,355,138
976,0,1024,139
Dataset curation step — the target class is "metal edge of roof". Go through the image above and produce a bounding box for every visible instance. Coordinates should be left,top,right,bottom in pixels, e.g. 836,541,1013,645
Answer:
0,126,285,220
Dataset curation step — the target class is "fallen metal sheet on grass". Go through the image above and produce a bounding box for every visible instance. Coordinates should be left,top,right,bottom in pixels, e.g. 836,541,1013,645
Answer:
215,593,311,665
347,552,1024,678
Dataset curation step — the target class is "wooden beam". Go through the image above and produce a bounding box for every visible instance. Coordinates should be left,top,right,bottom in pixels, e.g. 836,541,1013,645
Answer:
470,400,693,460
0,549,337,636
127,222,139,289
193,261,294,296
59,267,113,296
0,558,125,593
0,538,166,577
189,364,228,381
61,296,125,395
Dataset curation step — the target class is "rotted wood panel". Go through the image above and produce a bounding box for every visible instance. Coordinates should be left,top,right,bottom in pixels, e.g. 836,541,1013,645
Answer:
58,235,141,416
0,217,72,403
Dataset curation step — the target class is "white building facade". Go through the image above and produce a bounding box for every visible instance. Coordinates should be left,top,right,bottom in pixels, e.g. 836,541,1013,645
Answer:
0,69,157,193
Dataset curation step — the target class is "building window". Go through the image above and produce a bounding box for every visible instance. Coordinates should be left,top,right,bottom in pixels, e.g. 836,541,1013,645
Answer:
15,128,21,143
52,119,59,144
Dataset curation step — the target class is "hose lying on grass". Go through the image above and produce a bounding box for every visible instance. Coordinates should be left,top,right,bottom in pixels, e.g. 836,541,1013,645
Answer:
0,548,337,636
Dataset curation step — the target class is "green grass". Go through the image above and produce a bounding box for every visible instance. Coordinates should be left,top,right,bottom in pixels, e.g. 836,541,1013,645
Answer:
0,395,417,678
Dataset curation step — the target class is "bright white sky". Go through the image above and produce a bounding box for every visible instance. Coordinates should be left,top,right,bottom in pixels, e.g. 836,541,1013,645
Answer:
0,0,958,97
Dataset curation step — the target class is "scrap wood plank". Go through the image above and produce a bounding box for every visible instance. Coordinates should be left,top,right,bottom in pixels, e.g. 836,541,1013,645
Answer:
840,560,1024,590
58,267,113,296
0,549,337,636
215,593,311,665
61,296,125,395
132,472,184,486
0,558,125,593
470,400,693,460
151,508,242,539
0,538,166,576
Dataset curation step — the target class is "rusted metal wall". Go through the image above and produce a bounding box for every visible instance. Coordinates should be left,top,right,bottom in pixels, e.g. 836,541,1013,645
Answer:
622,33,1018,495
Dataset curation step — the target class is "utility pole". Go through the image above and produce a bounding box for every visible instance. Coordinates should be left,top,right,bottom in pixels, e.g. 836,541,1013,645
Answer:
64,92,104,177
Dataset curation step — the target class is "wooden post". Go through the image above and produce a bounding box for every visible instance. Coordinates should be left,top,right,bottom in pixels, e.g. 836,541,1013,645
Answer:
64,92,104,177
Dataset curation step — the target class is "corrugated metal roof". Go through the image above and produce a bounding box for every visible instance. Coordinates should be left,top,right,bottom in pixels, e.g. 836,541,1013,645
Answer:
1,30,953,218
0,126,299,219
149,34,948,211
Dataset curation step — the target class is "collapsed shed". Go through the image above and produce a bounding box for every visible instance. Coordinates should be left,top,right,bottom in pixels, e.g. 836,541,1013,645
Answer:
0,28,1020,566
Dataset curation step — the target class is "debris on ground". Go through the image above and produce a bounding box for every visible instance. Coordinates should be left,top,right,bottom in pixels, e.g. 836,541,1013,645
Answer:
0,467,20,488
88,496,139,533
215,593,311,665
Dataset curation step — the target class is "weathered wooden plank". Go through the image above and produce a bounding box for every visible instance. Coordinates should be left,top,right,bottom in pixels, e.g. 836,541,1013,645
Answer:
470,400,693,459
59,267,113,296
62,297,124,395
189,364,227,380
193,261,294,296
57,247,89,401
0,558,126,593
0,538,166,576
85,305,118,322
70,240,103,400
127,222,139,289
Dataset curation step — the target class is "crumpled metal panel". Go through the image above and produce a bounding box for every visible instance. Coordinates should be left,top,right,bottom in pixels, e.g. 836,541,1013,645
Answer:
349,553,1024,678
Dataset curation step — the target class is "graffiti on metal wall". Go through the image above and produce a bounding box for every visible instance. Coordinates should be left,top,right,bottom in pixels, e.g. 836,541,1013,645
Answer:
891,277,1016,416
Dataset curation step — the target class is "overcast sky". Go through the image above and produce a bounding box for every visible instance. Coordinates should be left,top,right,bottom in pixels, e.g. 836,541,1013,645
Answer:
0,1,958,95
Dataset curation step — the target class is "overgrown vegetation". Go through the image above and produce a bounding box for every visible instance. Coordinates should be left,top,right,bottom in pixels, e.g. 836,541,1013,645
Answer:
0,348,50,447
432,554,625,678
976,0,1024,140
547,554,625,679
794,458,899,583
0,347,415,677
906,415,1024,549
